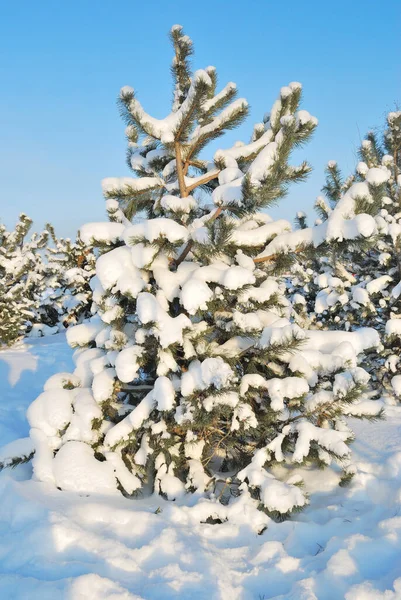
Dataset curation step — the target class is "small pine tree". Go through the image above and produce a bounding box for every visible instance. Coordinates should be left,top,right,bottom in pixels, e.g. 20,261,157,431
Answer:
38,224,96,330
17,27,383,517
289,112,401,400
0,214,48,346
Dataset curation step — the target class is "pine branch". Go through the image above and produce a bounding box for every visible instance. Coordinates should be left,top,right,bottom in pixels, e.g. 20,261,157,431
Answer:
186,170,220,193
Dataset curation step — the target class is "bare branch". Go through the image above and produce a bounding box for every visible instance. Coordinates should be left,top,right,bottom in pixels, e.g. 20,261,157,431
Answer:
186,170,220,193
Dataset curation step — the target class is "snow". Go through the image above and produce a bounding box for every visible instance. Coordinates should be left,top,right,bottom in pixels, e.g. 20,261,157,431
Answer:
292,421,349,462
79,222,125,246
366,275,392,295
266,376,309,411
392,280,401,299
296,109,318,126
115,345,143,383
0,437,33,468
125,69,213,144
173,262,256,315
238,453,307,513
386,319,401,337
315,288,348,313
235,249,255,271
293,292,306,305
154,460,186,501
231,219,291,246
136,292,192,348
124,218,189,244
92,367,116,402
96,246,145,298
160,194,197,214
357,161,369,176
248,141,278,184
53,441,119,495
259,321,306,348
154,376,176,411
181,357,235,396
184,436,205,460
365,167,391,186
218,166,243,185
239,280,280,304
102,176,162,195
104,377,176,448
66,319,104,347
27,388,74,438
239,373,269,396
231,403,258,430
1,338,401,598
304,327,380,355
64,388,102,444
352,287,370,306
255,179,378,260
200,81,236,114
214,128,274,167
203,390,240,412
43,371,81,390
391,375,401,396
191,99,248,147
130,243,158,269
211,175,243,206
233,310,265,332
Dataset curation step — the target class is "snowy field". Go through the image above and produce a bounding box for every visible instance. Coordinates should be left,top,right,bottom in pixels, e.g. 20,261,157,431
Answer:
1,335,401,599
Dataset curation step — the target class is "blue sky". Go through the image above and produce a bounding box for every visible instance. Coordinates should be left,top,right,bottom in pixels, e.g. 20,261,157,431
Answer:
0,0,400,237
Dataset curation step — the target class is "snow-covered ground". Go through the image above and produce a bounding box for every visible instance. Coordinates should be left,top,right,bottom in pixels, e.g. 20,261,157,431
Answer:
1,335,401,600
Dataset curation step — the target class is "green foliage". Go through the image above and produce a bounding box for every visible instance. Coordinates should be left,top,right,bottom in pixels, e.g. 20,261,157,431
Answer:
170,24,194,110
322,161,343,207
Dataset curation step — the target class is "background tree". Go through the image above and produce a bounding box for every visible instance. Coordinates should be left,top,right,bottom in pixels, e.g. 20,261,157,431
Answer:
289,111,401,400
0,214,48,346
36,224,96,331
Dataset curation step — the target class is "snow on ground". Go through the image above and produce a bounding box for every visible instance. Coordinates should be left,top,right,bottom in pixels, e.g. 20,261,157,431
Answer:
1,336,401,599
0,335,74,448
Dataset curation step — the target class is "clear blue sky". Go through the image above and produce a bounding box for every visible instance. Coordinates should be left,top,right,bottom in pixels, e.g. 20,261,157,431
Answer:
0,0,400,237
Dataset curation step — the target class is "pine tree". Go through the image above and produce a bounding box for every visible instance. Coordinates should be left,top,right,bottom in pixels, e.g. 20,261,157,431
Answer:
0,214,48,346
289,159,371,331
18,26,383,517
289,112,401,400
37,224,96,330
353,114,401,399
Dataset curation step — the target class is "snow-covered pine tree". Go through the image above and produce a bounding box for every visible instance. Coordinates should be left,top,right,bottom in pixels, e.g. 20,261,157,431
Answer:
354,113,401,399
19,26,382,517
288,160,365,331
36,224,96,331
289,111,401,400
0,214,48,346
